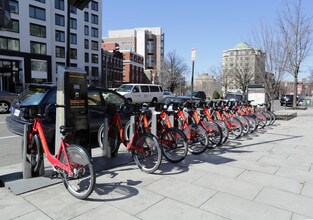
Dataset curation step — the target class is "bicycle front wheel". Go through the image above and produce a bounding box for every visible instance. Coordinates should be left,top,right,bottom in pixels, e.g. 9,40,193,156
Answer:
185,124,209,154
60,145,95,200
132,133,162,174
202,120,223,146
160,127,188,163
227,117,243,139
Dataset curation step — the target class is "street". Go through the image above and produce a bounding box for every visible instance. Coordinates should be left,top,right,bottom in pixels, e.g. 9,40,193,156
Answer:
0,113,22,167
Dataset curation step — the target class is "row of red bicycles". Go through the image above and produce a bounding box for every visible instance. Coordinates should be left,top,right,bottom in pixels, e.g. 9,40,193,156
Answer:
98,99,276,173
21,99,275,200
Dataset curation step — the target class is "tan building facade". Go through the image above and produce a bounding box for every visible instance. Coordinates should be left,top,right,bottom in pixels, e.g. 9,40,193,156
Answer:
194,73,221,99
222,42,265,94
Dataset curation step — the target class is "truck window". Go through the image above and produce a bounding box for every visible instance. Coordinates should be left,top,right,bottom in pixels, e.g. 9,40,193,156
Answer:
150,85,159,92
141,85,149,93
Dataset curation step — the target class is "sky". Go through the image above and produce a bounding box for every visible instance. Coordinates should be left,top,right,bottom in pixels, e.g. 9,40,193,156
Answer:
102,0,313,81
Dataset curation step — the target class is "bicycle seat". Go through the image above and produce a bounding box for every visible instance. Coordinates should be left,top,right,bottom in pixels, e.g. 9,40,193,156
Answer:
59,125,75,136
22,105,43,119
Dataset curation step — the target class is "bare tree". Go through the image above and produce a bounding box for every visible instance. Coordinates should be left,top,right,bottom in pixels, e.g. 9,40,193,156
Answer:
233,65,255,94
250,22,288,110
210,66,228,95
278,0,312,107
159,50,188,93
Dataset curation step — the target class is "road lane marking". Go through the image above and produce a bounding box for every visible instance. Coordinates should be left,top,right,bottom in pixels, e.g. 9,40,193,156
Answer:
0,135,20,140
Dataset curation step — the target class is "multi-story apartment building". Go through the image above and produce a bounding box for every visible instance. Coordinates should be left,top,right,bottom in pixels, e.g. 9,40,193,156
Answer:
101,43,123,88
122,51,145,83
102,42,145,85
222,42,265,94
102,27,164,84
0,0,102,92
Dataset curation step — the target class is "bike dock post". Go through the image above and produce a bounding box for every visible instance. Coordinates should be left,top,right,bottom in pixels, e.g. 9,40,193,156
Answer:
151,110,160,136
129,115,135,140
101,115,111,158
22,124,44,178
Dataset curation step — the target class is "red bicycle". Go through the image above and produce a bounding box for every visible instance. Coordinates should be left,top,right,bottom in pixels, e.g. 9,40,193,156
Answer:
22,104,95,200
98,103,162,174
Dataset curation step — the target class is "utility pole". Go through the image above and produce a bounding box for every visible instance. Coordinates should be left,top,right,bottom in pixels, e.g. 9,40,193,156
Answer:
190,48,196,101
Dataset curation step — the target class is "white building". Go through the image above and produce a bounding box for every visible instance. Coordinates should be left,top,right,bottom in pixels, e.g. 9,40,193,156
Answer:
0,0,102,92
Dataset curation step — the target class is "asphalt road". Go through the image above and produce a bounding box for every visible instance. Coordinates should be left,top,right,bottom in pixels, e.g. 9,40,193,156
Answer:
0,113,22,167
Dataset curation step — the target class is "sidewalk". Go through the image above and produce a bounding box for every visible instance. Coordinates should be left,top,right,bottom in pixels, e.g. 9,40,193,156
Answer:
1,108,313,220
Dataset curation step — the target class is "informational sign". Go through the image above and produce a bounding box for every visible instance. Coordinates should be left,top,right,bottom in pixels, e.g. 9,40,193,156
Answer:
247,85,267,106
191,48,196,61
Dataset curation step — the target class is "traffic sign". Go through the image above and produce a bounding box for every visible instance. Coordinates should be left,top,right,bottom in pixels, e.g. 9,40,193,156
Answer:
191,48,196,61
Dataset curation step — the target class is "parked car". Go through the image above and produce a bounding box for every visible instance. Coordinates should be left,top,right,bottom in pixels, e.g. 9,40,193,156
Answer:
280,94,301,106
116,83,164,103
224,92,244,102
161,96,201,105
178,91,207,101
6,84,129,151
163,91,174,98
0,90,19,114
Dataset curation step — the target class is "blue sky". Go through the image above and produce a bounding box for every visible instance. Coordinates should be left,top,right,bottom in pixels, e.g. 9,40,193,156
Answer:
102,0,313,80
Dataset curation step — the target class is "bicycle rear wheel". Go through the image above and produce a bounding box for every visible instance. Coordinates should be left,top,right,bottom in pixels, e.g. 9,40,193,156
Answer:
160,127,188,163
60,145,95,200
97,123,120,156
132,133,162,174
26,133,43,176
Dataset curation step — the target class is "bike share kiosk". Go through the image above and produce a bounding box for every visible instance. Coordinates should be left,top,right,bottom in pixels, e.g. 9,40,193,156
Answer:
22,66,89,179
55,66,89,154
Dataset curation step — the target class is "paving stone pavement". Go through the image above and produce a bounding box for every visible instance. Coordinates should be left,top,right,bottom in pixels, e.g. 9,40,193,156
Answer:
1,108,313,220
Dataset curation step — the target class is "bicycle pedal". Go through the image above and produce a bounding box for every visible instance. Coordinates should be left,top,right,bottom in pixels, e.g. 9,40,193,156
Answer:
50,171,59,179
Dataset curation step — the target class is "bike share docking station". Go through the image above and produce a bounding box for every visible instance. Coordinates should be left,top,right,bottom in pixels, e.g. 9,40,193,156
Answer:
22,66,89,179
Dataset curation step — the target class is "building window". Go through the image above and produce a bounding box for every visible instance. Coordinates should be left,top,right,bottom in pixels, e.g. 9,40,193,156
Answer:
92,67,98,76
9,0,19,14
30,23,46,37
91,41,98,50
55,0,64,10
55,30,65,42
85,66,89,74
70,48,77,59
55,14,65,26
70,18,77,29
91,27,98,37
9,19,19,33
70,33,77,44
85,53,89,62
0,37,19,51
91,14,98,24
84,25,89,36
30,41,46,54
91,1,98,11
84,11,89,22
56,46,65,58
70,5,76,14
91,54,98,63
29,5,45,20
34,0,45,3
84,39,89,49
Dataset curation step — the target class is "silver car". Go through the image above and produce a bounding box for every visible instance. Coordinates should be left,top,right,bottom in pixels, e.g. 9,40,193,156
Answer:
0,90,18,114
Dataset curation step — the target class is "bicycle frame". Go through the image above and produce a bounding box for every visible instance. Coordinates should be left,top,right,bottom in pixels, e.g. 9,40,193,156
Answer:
108,110,146,155
30,118,74,176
